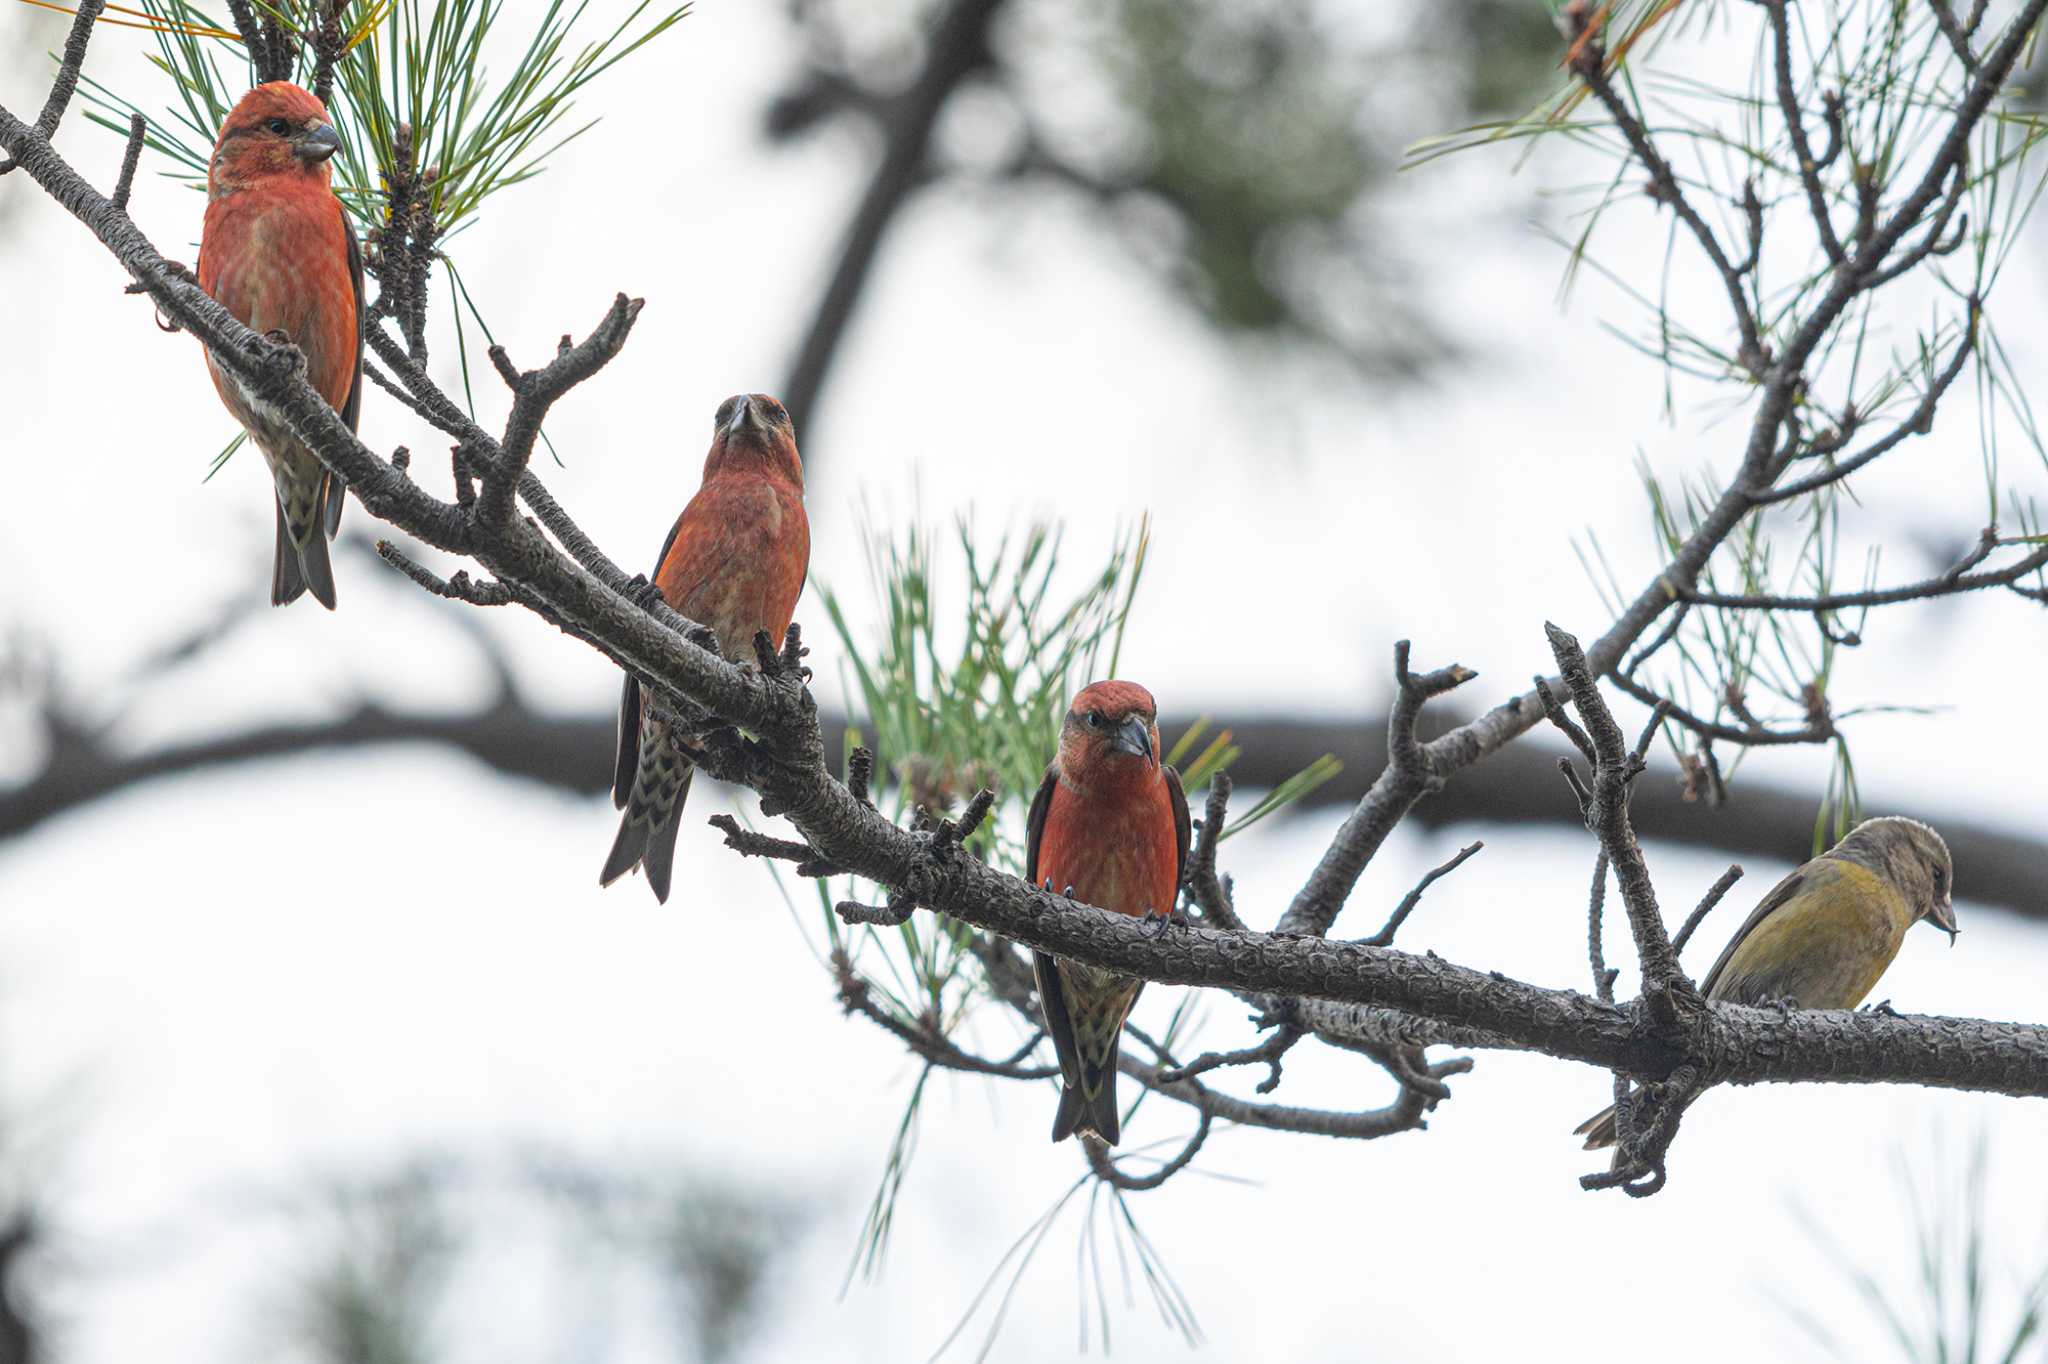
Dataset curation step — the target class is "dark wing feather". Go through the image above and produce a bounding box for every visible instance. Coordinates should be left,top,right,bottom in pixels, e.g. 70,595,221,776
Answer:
1697,861,1816,999
323,217,366,539
341,216,364,435
1032,948,1084,1091
612,516,688,807
1024,763,1058,892
610,674,640,810
1164,765,1192,891
1023,765,1084,1088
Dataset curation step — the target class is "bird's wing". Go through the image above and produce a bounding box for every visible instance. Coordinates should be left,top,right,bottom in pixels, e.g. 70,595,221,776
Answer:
1024,762,1057,891
612,517,687,806
1164,764,1192,892
341,214,364,436
610,674,640,810
1697,861,1816,998
1032,948,1085,1091
1024,764,1084,1089
321,214,365,539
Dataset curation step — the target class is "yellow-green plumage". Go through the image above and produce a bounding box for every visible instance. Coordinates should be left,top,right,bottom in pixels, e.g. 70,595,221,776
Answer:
1705,860,1912,1009
1576,816,1956,1150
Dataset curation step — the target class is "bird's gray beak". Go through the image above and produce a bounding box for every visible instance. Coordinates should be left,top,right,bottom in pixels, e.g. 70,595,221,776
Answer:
1112,714,1153,762
294,122,342,163
1928,897,1959,943
724,395,755,437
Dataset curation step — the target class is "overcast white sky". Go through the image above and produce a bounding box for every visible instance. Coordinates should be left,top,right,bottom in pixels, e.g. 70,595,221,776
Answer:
3,2,2047,1361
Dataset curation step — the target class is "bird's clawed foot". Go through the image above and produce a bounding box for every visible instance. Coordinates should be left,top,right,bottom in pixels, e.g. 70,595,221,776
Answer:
626,573,666,614
127,263,198,331
128,260,198,293
1864,998,1900,1017
1140,903,1189,938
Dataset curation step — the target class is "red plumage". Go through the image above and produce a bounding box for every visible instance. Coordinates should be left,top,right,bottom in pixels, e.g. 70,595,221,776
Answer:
1026,680,1191,1145
197,81,363,608
601,393,811,902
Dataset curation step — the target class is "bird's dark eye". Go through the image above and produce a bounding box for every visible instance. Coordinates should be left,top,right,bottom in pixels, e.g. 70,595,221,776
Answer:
1084,712,1104,729
1933,867,1948,894
714,398,738,427
265,117,292,136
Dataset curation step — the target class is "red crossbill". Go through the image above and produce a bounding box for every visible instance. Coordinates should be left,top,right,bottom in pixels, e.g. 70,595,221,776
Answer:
1577,815,1957,1148
197,82,362,609
1027,680,1191,1146
600,394,810,903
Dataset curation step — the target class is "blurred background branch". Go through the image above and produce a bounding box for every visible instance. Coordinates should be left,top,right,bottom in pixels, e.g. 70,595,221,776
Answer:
768,0,1560,444
7,636,2042,917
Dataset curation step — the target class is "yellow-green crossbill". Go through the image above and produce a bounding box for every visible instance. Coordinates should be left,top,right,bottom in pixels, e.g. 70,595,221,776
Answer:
1576,816,1957,1149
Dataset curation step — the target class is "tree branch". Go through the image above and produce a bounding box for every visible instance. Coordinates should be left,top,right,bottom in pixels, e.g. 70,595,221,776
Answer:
776,0,1006,438
8,0,2048,1202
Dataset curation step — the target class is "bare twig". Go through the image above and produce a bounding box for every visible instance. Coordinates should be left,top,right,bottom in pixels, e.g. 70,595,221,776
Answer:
1761,0,1847,267
1084,1113,1214,1192
1360,842,1484,948
833,951,1057,1080
375,542,513,606
1587,851,1617,1004
478,296,645,523
1608,671,1834,747
1155,1017,1305,1092
1276,641,1475,936
109,113,145,212
708,814,841,878
1671,865,1744,958
1758,302,1981,504
1184,773,1243,931
1545,624,1697,1020
1568,9,1767,373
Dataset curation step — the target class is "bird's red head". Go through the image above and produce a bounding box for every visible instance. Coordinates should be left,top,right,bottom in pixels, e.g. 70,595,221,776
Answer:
1057,680,1163,792
208,82,342,199
703,393,803,489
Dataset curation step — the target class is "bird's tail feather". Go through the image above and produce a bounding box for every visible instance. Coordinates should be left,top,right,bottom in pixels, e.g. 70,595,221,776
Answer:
599,732,694,903
270,488,338,609
641,768,692,902
297,527,337,610
1050,1085,1088,1144
323,472,346,538
1574,1103,1619,1150
271,501,307,607
599,812,652,893
1051,1041,1124,1146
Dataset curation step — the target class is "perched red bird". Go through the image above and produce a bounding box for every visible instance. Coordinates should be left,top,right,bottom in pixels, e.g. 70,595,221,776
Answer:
1027,681,1190,1145
197,81,362,609
601,394,811,902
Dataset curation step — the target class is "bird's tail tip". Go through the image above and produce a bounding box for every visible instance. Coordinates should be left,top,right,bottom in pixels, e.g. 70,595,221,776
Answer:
270,502,337,609
599,818,649,892
599,809,679,904
1049,1080,1121,1147
1574,1103,1618,1150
